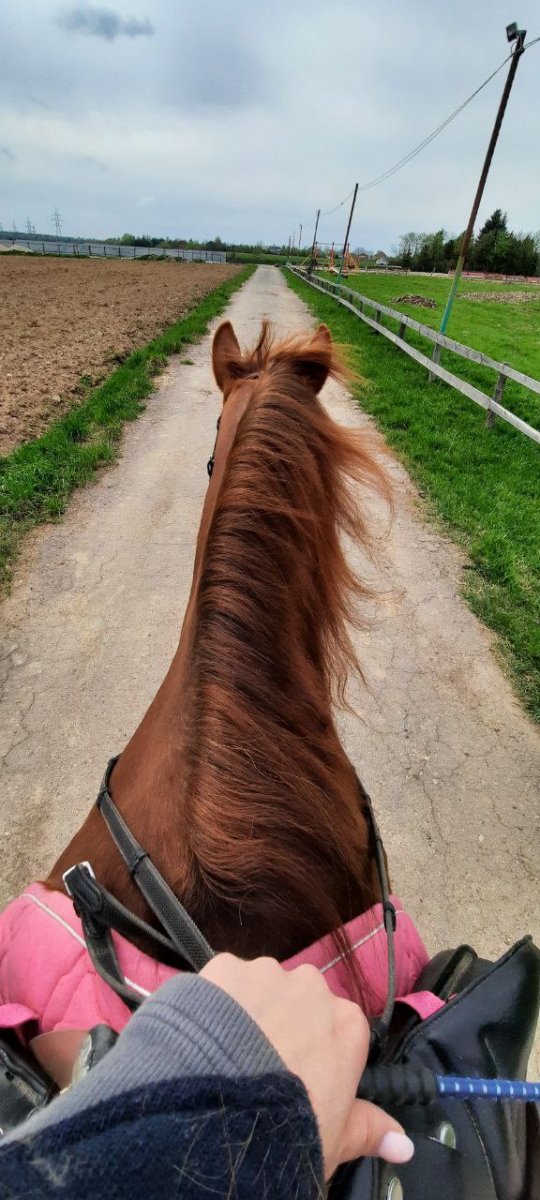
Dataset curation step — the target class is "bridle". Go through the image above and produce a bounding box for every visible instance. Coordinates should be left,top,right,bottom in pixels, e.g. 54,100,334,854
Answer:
206,414,221,479
207,372,260,480
64,765,396,1052
63,425,397,1054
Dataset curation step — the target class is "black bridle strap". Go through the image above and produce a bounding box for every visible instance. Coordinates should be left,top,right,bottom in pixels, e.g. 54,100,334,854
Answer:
207,414,221,478
64,862,180,960
64,863,145,1010
355,776,397,1054
95,757,215,973
64,759,394,1036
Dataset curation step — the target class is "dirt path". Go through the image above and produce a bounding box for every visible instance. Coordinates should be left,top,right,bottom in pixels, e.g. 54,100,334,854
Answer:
1,266,538,984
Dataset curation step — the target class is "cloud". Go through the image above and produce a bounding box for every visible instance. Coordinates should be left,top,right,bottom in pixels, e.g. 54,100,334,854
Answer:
56,5,154,40
1,0,538,247
175,34,267,108
77,154,109,171
1,147,17,162
28,95,52,109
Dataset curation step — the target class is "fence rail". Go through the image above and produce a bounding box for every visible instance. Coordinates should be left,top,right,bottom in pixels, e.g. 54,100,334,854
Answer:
0,239,226,262
287,266,540,445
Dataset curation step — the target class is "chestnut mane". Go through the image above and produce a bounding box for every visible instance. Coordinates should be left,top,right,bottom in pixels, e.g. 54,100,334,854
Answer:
174,324,391,956
49,322,392,974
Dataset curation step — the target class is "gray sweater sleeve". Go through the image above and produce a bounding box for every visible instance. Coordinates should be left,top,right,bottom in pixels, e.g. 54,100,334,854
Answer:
6,974,291,1140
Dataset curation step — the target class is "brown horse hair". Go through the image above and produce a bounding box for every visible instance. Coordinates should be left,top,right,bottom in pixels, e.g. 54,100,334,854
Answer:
175,322,393,977
47,321,393,1001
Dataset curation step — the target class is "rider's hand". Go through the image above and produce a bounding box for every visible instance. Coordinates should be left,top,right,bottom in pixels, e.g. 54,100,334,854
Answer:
201,953,414,1180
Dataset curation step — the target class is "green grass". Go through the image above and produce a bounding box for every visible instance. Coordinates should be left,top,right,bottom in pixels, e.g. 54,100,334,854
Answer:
286,268,540,722
320,271,540,431
0,265,255,589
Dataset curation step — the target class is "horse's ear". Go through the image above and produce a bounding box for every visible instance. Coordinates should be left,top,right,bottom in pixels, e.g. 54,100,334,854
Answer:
213,321,242,392
294,324,334,394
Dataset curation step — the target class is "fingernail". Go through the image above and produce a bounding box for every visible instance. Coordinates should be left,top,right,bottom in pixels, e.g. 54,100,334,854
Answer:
377,1131,415,1163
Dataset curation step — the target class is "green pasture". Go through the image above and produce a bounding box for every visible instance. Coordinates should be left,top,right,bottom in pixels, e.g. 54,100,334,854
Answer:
287,268,540,722
322,271,540,395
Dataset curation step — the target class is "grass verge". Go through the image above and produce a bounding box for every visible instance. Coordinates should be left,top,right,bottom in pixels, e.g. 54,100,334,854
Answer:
286,268,540,722
0,265,255,590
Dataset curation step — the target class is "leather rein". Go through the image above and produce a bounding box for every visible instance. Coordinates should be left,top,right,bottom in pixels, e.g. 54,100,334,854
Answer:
64,767,396,1049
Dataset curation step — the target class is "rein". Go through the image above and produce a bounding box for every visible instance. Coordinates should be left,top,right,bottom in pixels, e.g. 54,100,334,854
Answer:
63,762,397,1049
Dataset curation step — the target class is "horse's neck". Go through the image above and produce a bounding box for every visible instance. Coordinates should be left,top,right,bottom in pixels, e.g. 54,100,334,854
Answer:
115,575,379,944
48,599,377,959
47,382,381,959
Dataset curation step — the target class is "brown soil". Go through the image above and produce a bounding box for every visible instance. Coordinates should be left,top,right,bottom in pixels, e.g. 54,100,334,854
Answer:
393,294,437,308
460,290,538,304
0,257,241,454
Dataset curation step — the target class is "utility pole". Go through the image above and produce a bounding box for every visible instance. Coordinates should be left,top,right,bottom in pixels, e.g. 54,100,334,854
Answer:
287,234,291,260
52,207,63,239
308,209,321,275
337,183,358,284
298,223,303,253
439,23,527,334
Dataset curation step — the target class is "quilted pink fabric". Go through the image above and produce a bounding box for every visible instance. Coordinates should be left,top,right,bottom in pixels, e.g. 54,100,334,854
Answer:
0,883,440,1040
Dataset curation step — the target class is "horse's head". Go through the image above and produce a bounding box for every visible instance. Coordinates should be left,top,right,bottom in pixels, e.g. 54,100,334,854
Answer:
212,318,338,402
207,320,349,511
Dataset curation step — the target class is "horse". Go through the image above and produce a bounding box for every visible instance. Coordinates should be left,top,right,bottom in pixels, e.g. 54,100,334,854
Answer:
44,319,393,974
1,320,538,1193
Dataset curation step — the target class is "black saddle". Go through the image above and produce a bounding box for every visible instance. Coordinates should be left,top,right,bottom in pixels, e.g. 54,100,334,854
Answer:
330,936,540,1200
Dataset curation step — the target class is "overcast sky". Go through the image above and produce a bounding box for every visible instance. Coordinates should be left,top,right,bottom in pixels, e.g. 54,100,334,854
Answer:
1,0,538,248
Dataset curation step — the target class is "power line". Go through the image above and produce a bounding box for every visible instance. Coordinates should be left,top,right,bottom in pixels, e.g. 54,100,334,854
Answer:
348,35,537,194
356,50,513,193
294,35,538,246
321,188,355,217
300,188,355,235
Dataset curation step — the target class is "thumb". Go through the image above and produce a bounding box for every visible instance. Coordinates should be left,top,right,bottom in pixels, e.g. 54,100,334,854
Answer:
338,1100,414,1168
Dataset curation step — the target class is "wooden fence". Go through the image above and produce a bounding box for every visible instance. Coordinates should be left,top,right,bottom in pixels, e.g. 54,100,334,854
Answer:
287,265,540,445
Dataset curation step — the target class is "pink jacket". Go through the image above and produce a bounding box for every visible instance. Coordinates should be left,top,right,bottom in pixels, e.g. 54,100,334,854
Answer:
0,882,441,1041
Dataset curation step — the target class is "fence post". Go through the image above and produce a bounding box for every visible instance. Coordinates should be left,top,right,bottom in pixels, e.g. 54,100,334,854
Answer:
429,342,442,382
374,308,381,331
487,367,506,429
398,320,407,341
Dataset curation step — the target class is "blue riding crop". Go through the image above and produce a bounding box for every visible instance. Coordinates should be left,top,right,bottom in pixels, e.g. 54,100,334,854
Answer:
358,1064,540,1106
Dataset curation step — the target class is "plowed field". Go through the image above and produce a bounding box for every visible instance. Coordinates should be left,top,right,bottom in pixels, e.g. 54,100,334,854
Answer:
0,257,241,454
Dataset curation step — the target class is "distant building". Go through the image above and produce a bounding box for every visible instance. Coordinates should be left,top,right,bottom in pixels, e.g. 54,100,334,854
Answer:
374,250,389,266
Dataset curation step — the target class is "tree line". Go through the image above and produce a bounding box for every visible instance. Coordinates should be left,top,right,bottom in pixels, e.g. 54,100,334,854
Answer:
395,210,540,276
114,234,291,254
